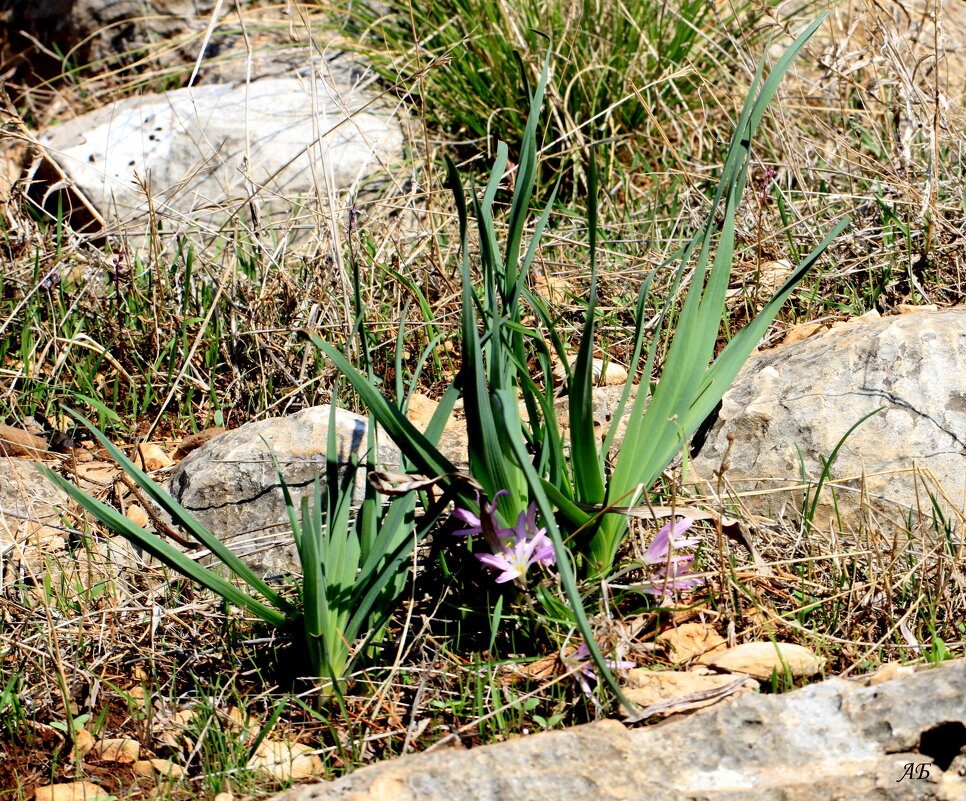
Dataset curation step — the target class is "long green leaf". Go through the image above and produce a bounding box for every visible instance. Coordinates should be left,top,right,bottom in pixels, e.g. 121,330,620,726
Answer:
38,465,288,627
61,408,294,614
569,145,606,504
504,54,551,287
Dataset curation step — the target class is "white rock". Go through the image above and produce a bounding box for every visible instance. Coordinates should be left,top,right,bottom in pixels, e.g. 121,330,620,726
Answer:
260,661,966,801
42,73,404,243
691,309,966,524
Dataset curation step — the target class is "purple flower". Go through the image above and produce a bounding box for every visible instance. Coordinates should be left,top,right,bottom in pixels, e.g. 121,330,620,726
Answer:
452,495,556,586
644,517,699,562
451,507,488,537
639,517,705,602
476,530,554,584
452,490,510,552
506,504,555,563
565,641,635,697
39,267,61,290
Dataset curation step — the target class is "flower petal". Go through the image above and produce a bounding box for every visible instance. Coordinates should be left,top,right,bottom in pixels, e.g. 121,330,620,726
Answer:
644,517,697,563
476,552,524,583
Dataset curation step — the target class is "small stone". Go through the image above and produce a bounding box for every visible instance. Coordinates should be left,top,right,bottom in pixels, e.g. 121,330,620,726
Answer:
75,461,119,487
125,505,149,528
701,642,822,679
33,782,111,801
0,424,48,458
896,303,939,314
168,406,402,577
0,458,69,546
133,758,185,778
213,793,234,801
592,359,628,387
69,728,95,760
780,321,827,346
223,706,258,736
27,524,66,549
137,443,174,472
657,623,728,663
552,355,628,386
41,75,404,249
622,669,758,713
757,259,793,293
867,662,917,686
531,272,574,302
127,686,148,703
247,739,323,781
92,736,140,763
691,309,965,525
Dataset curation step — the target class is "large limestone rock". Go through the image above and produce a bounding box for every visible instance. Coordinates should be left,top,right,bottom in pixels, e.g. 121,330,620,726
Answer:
167,406,403,577
690,309,966,525
41,69,405,242
268,659,966,800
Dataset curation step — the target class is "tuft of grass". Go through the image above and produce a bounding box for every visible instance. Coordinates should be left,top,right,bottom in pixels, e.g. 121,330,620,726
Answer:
341,0,806,185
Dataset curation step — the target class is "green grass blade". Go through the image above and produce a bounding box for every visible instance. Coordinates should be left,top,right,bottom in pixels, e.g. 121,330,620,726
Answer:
38,465,289,627
504,55,550,284
298,484,326,677
62,408,293,614
569,146,606,504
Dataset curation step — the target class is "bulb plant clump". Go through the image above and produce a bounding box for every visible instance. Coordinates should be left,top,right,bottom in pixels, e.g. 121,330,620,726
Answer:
39,15,845,715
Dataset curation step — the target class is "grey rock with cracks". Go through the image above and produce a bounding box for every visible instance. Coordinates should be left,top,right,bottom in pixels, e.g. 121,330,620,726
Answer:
167,405,402,577
268,660,966,801
690,309,966,524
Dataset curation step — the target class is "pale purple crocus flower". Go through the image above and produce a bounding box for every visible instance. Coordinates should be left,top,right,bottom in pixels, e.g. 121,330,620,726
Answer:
452,494,556,586
508,504,555,564
476,529,555,584
565,641,635,697
639,517,705,602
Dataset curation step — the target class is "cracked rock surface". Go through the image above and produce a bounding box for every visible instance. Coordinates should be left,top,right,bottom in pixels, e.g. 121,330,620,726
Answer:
269,660,966,801
690,309,966,524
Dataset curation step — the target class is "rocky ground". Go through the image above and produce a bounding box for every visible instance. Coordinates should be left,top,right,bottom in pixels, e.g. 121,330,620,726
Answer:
1,1,965,800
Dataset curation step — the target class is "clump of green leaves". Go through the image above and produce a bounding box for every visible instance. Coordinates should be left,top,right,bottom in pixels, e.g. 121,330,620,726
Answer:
308,15,847,696
343,0,790,183
38,405,425,689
